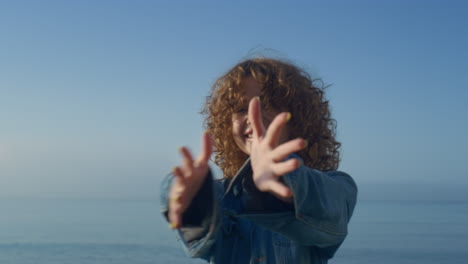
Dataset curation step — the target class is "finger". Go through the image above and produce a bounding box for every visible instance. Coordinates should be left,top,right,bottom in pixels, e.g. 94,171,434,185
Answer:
196,131,213,165
170,168,186,203
271,158,302,176
270,138,307,162
168,202,183,229
266,180,292,198
179,146,194,176
248,97,265,140
264,112,290,148
168,178,185,229
172,166,186,185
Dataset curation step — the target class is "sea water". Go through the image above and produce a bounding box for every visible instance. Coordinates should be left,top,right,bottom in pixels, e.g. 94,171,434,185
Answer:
1,197,467,264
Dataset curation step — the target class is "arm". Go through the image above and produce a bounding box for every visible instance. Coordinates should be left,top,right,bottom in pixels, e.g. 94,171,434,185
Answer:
160,131,222,260
239,160,357,248
243,97,358,248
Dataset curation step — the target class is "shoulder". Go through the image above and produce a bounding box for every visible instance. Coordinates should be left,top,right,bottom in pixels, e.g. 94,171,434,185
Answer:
326,170,357,189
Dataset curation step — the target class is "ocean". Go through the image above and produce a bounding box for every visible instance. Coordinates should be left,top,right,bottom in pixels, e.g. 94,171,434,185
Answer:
1,197,467,264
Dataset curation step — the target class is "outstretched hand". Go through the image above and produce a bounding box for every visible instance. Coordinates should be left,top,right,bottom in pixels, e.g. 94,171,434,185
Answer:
168,131,213,229
248,97,307,200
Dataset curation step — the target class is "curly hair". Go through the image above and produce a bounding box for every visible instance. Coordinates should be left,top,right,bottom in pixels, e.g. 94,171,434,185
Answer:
202,58,341,179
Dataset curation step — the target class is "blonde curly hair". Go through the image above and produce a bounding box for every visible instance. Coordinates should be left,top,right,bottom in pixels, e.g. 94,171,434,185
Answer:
202,58,341,179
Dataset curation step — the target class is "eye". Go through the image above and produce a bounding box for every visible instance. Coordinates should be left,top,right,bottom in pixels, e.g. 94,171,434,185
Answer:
234,107,247,113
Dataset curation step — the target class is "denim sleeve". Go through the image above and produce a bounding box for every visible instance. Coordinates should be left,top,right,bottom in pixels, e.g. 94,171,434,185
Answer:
160,170,223,260
239,156,358,248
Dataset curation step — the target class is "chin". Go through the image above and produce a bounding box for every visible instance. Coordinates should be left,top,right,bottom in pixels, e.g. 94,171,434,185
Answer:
244,143,252,155
235,139,252,155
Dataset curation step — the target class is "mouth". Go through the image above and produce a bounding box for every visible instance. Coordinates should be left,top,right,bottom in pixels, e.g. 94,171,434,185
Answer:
243,128,253,141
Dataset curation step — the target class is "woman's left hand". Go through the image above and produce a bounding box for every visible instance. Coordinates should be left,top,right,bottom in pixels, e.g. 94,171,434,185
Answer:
248,97,307,199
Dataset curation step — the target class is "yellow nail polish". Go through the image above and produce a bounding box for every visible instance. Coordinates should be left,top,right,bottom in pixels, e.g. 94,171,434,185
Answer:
171,195,181,203
256,96,261,102
169,222,178,229
303,140,308,148
286,112,292,122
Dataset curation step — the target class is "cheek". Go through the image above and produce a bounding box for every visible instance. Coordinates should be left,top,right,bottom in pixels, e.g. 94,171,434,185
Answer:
231,115,244,134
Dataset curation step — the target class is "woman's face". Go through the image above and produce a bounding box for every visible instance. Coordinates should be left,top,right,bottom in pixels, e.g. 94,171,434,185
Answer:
231,77,288,155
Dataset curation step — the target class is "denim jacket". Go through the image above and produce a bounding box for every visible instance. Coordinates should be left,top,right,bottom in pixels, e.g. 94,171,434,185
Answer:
160,156,357,263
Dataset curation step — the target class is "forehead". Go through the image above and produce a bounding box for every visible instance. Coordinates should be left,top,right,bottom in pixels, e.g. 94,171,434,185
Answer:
241,77,261,100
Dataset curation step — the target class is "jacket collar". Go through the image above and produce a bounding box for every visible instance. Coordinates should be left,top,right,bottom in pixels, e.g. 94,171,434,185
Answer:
224,158,251,197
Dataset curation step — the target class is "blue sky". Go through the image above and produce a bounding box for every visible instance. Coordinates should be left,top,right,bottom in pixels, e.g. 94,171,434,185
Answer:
0,0,467,198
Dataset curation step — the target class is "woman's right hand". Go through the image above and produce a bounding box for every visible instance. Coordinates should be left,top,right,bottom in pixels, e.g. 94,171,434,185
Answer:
168,131,213,229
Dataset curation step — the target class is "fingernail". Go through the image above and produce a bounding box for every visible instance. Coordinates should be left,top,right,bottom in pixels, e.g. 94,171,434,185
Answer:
178,147,184,153
286,112,292,122
169,222,178,229
171,195,181,203
172,167,177,174
256,96,261,102
303,139,308,148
